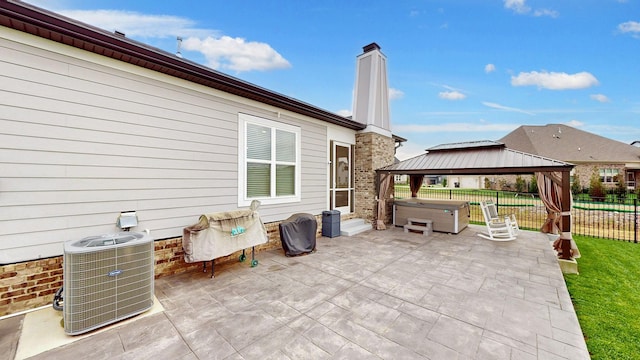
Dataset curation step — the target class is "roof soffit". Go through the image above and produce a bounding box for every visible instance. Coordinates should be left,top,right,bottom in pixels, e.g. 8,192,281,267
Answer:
0,1,364,130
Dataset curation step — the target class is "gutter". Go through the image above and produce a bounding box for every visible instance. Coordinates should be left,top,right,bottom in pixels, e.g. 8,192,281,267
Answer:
0,0,365,130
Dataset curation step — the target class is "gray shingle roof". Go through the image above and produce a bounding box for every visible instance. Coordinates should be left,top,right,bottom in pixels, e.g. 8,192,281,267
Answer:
499,124,640,163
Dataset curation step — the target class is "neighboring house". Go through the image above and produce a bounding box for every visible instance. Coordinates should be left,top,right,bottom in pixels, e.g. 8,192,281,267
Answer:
392,157,408,184
442,125,640,191
500,124,640,190
0,3,399,314
429,142,490,189
446,175,486,189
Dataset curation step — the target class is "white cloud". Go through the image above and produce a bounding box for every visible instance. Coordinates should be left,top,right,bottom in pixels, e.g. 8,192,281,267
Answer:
482,101,535,115
504,0,558,18
618,21,640,37
56,9,290,72
439,91,466,100
590,94,610,103
442,84,463,92
336,109,352,117
504,0,530,14
58,9,213,38
182,36,290,72
533,9,559,18
417,111,482,116
389,88,405,100
565,120,585,128
485,64,496,73
511,71,599,90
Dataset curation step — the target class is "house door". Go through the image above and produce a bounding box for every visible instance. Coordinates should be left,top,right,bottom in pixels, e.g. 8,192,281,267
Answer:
331,142,353,214
627,171,636,190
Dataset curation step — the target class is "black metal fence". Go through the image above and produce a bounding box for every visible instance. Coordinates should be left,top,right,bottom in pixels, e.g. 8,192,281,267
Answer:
395,186,639,243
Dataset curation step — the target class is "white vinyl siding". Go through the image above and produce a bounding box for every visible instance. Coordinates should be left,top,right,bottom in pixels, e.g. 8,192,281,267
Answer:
0,29,336,264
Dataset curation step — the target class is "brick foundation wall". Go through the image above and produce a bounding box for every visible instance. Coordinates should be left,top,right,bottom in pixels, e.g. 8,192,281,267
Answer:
0,214,342,317
0,258,64,316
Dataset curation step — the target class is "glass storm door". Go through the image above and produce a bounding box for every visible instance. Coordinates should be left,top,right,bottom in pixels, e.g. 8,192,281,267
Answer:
331,142,352,214
627,172,636,189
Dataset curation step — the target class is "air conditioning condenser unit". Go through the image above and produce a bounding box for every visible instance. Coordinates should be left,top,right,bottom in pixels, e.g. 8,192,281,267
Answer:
63,232,154,335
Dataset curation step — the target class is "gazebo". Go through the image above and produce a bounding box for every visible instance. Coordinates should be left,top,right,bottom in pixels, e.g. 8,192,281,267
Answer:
375,141,579,271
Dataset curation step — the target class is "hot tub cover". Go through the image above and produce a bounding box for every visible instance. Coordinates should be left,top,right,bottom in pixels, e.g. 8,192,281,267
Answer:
279,213,317,256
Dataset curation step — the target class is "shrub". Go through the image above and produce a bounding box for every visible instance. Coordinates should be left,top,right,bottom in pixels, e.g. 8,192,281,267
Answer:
498,178,509,191
589,170,605,201
529,175,538,194
614,174,627,203
515,175,526,193
571,174,581,196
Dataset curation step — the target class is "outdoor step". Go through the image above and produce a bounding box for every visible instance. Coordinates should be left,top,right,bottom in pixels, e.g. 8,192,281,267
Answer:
404,223,431,236
407,218,433,226
340,218,372,236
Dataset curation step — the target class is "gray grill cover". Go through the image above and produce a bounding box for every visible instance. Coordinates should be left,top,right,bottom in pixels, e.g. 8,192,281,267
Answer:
279,213,317,256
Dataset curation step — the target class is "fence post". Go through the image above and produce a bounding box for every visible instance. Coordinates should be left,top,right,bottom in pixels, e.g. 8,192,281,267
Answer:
635,198,638,244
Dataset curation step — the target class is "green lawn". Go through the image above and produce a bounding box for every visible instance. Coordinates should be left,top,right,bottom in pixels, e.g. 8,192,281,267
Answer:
565,236,640,359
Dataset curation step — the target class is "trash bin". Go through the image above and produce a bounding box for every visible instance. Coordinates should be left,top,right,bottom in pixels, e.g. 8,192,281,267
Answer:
322,210,341,238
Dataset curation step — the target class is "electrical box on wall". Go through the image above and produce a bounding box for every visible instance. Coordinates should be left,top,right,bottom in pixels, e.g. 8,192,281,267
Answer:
116,211,138,230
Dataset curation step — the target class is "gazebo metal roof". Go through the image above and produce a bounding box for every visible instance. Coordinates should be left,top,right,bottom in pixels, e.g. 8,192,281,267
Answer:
379,141,574,175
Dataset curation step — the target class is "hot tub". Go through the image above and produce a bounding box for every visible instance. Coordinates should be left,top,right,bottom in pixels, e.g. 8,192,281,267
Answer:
393,198,470,234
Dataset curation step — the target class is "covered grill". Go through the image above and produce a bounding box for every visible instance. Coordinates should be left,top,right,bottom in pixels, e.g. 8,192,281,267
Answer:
279,213,317,256
182,200,268,277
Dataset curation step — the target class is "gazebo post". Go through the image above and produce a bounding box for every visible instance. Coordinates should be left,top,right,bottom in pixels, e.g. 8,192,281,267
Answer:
559,170,572,260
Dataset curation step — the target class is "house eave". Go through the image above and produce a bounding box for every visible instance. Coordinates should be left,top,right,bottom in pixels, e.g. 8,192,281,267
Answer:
0,0,365,131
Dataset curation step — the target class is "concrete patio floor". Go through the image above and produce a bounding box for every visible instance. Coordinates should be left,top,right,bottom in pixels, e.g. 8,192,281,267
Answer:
2,225,590,359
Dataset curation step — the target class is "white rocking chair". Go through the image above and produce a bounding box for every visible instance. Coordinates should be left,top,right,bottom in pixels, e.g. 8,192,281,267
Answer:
478,200,517,241
484,200,519,234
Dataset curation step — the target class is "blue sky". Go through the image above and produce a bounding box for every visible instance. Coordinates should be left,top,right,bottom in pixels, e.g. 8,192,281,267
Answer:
27,0,640,159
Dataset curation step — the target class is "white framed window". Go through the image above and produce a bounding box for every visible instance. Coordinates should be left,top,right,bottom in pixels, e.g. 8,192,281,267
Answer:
238,113,301,206
599,168,619,184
